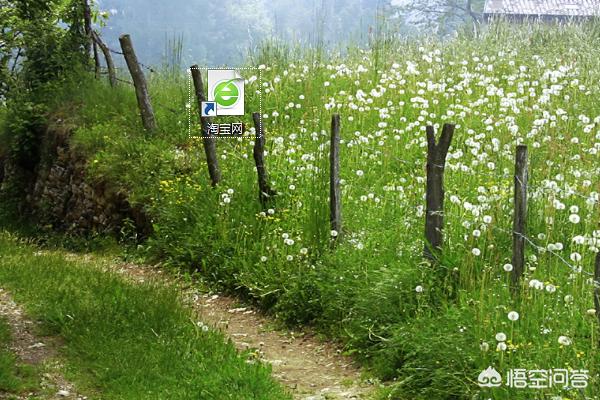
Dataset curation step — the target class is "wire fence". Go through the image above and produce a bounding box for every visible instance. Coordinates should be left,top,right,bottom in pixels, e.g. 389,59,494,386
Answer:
351,143,598,205
93,33,600,289
434,208,599,285
97,46,181,116
107,47,156,73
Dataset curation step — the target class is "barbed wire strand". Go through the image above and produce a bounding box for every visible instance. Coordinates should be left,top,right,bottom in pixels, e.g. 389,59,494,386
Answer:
422,208,598,281
108,46,156,73
103,53,181,116
349,141,596,200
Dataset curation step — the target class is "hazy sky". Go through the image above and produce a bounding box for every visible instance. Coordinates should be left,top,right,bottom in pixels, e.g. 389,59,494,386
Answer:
95,0,392,66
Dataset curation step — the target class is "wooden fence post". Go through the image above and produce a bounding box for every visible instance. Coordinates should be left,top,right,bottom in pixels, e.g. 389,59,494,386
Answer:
119,34,157,132
594,251,600,326
423,123,454,262
190,65,221,187
93,31,117,87
511,145,528,293
330,114,342,238
252,112,276,204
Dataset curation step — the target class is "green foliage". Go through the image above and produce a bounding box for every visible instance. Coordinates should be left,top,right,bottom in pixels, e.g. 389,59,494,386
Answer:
0,0,93,219
1,0,89,90
373,309,481,398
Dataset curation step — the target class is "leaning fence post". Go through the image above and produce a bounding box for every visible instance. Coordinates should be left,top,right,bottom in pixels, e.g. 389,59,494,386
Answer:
330,114,342,238
190,65,221,187
93,31,117,87
594,250,600,326
252,112,276,204
423,123,454,262
510,145,528,293
119,34,157,132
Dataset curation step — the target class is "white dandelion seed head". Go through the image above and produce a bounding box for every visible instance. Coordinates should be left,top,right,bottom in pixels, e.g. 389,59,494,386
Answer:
529,279,544,290
564,295,574,303
558,335,572,346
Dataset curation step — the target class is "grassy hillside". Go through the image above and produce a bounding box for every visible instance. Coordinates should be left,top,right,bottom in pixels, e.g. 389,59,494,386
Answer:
6,21,600,398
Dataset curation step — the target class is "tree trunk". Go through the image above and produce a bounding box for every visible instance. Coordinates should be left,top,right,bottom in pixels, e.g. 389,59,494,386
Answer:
83,0,93,56
93,40,100,79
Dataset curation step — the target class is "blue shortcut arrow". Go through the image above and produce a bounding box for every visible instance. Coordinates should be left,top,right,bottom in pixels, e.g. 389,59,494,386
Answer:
201,101,217,117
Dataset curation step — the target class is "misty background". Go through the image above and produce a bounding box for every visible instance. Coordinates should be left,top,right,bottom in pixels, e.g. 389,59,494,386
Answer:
94,0,484,67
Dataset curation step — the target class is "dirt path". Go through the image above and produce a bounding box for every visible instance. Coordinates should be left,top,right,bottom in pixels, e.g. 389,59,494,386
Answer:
0,288,86,400
110,261,376,400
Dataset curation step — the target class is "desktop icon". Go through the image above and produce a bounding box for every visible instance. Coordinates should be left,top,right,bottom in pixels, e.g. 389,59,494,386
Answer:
208,70,245,116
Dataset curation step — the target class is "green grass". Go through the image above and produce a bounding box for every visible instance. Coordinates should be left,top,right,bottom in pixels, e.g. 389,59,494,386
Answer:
3,19,600,399
0,232,290,400
0,316,39,397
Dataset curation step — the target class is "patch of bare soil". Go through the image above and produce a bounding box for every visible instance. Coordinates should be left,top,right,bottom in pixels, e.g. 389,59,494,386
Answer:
0,288,86,400
111,261,377,400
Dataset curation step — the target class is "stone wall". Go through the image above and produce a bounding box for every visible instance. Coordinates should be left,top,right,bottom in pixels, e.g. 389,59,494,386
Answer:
1,124,151,238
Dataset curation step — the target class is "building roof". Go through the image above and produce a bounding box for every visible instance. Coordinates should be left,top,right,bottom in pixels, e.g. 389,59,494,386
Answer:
484,0,600,17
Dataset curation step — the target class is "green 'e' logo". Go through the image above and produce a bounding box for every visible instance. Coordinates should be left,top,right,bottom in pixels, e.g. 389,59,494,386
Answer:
213,79,240,108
